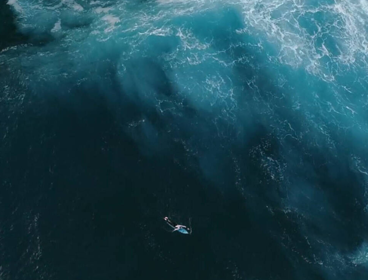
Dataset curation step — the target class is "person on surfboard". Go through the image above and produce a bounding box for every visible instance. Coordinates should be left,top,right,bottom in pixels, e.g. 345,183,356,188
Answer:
164,217,192,235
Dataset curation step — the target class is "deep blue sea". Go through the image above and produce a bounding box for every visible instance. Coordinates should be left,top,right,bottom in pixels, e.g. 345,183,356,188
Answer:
1,0,368,279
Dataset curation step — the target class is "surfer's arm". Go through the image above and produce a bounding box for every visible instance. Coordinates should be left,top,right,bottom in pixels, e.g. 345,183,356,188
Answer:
164,217,177,228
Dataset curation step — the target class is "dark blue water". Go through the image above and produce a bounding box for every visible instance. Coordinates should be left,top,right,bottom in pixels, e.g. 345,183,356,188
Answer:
1,1,368,279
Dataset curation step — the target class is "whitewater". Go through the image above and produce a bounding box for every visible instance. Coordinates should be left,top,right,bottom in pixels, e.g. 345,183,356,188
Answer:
1,0,368,279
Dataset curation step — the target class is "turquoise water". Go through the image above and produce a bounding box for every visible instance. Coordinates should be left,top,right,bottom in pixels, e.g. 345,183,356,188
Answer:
1,1,368,279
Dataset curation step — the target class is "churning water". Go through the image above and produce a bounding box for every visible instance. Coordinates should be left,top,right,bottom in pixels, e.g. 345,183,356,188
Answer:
1,0,368,279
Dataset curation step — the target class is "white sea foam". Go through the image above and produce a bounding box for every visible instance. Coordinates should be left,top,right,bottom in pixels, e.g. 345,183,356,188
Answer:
51,19,61,33
7,0,23,13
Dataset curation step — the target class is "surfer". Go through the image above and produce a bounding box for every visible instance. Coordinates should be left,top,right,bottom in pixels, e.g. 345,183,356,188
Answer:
164,217,192,235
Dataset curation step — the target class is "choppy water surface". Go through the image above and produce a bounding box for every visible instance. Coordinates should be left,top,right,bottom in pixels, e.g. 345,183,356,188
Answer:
1,0,368,279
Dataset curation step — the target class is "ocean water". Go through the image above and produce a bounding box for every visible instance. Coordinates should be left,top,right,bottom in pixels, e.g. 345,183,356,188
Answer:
1,0,368,279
